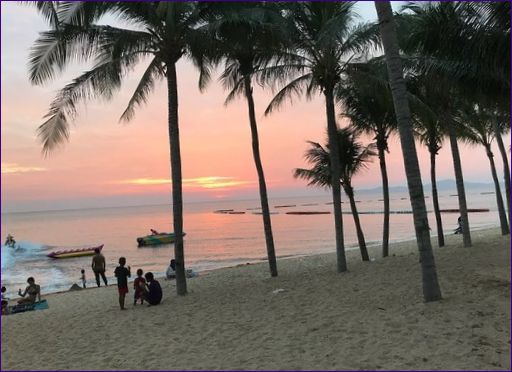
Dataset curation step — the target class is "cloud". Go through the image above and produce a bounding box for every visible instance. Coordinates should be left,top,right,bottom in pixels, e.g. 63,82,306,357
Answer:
120,176,253,190
1,163,46,174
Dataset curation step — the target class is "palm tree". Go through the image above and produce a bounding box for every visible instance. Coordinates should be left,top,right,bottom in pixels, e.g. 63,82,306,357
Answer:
261,1,380,272
294,128,375,261
374,1,442,302
337,62,396,257
28,1,212,295
493,116,511,223
199,2,284,276
407,74,447,247
456,104,509,235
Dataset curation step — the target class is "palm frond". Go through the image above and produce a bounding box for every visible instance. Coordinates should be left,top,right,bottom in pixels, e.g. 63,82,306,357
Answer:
223,77,245,106
294,167,331,189
37,111,70,157
37,51,146,154
295,127,376,190
29,24,155,86
264,73,314,115
120,57,163,122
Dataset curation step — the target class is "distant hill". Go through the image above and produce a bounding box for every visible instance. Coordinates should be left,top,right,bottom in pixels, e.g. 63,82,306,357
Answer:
359,179,499,194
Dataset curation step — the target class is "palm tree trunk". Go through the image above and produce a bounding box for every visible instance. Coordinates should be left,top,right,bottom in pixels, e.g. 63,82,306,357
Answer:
493,121,510,224
243,76,278,277
430,149,445,247
377,143,390,257
485,144,509,235
167,62,187,296
375,1,442,302
325,88,347,272
345,184,369,261
446,122,472,247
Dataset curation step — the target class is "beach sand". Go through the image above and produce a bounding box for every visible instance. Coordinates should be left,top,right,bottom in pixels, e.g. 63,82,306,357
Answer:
1,228,509,370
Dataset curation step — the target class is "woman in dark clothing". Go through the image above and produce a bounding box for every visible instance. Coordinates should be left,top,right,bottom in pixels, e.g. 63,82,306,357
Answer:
142,272,162,306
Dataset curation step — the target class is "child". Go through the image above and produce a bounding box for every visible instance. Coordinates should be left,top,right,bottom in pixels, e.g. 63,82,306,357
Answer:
80,269,86,289
114,257,131,310
133,269,146,305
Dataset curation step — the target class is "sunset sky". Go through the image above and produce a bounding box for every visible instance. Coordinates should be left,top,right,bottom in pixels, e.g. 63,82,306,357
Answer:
1,2,506,213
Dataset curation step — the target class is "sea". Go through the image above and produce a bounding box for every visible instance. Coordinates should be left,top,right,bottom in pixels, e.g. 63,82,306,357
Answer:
0,190,504,298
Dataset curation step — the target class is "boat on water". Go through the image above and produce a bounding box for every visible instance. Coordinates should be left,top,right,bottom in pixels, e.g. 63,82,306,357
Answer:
137,232,186,247
47,244,103,259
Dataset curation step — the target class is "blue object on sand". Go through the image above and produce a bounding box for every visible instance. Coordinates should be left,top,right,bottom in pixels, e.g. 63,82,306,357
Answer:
33,300,49,310
8,300,48,314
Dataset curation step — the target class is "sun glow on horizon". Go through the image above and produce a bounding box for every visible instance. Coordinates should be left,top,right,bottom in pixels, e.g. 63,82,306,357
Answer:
120,176,253,190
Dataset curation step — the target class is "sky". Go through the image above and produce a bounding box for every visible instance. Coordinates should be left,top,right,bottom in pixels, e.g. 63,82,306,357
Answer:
1,1,507,213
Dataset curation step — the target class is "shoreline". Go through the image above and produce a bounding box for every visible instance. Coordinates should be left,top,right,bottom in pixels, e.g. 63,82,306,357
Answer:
19,224,502,299
2,227,509,370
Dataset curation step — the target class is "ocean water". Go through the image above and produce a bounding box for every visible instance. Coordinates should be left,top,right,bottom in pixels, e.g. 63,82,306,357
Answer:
0,190,503,297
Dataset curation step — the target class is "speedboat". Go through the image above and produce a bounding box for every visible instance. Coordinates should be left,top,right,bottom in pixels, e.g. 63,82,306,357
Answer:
137,232,186,247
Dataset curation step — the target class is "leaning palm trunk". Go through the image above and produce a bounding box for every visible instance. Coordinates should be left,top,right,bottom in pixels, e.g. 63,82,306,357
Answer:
167,62,187,295
375,1,442,302
493,121,510,224
429,149,445,247
344,184,369,261
377,144,390,257
325,89,347,272
446,122,472,247
243,76,278,276
484,144,509,235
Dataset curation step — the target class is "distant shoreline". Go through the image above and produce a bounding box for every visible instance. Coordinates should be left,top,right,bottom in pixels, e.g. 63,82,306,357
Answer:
2,180,503,214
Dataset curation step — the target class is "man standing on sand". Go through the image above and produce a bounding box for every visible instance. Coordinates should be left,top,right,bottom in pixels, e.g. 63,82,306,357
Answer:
91,248,108,287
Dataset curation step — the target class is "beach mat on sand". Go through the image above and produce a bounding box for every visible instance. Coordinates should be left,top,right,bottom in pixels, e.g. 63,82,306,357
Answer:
7,300,48,314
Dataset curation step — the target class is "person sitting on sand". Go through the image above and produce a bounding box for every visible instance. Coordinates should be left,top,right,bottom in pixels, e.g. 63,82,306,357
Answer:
133,269,146,306
141,272,162,306
166,259,197,279
1,286,8,314
17,277,41,304
166,259,176,279
454,216,463,235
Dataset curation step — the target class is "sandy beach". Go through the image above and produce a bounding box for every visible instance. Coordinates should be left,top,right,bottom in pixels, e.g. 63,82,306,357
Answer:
1,227,509,370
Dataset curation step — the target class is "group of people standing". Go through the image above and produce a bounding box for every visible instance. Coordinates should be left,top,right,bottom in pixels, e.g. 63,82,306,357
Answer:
91,249,162,310
3,248,165,314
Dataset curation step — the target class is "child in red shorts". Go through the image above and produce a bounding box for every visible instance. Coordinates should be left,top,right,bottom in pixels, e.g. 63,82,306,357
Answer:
133,269,146,305
114,257,131,310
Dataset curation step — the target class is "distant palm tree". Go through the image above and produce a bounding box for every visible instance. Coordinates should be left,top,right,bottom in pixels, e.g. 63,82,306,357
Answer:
28,1,213,295
262,1,381,272
456,105,509,235
294,128,375,261
375,1,442,302
337,62,396,257
401,2,478,247
398,1,511,246
199,2,285,276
